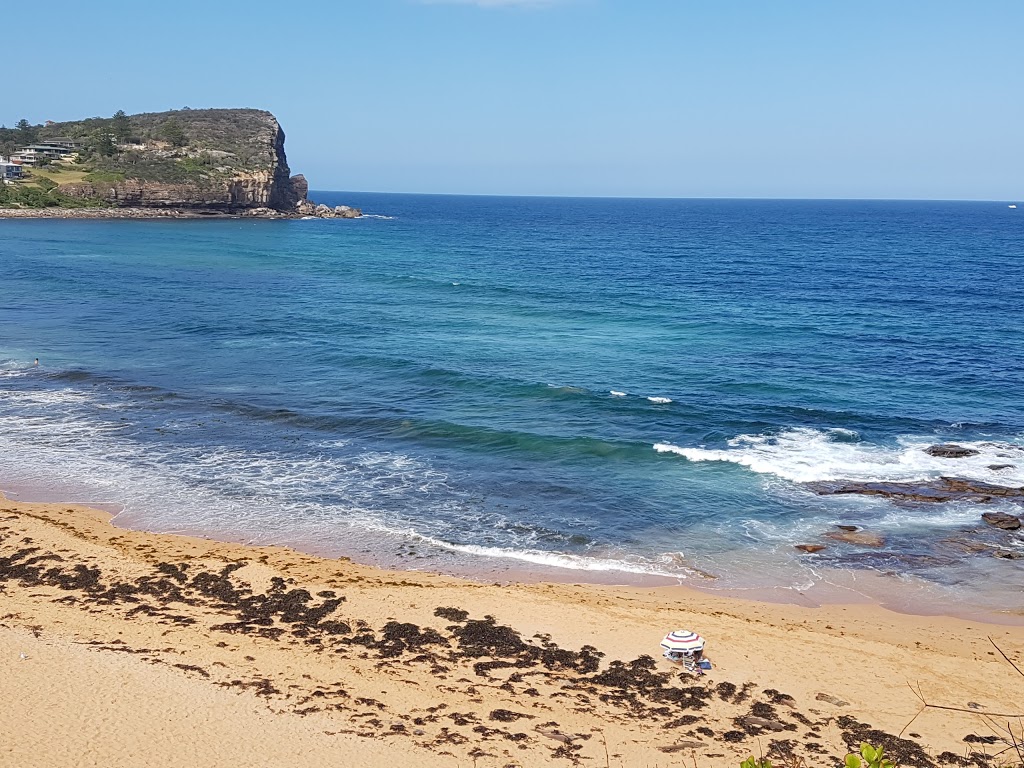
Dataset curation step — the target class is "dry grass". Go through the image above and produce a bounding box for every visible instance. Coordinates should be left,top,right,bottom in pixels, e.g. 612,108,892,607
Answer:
20,163,91,187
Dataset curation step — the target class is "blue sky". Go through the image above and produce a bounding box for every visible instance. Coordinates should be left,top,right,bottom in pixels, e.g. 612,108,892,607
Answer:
5,1,1022,199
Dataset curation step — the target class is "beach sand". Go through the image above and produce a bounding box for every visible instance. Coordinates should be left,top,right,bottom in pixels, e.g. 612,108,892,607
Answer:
1,495,1021,768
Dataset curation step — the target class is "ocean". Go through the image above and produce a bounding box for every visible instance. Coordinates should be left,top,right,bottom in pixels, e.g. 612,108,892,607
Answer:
2,195,1022,616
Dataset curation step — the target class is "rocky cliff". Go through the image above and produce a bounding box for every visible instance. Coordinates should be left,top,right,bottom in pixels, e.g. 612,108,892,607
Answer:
34,109,326,214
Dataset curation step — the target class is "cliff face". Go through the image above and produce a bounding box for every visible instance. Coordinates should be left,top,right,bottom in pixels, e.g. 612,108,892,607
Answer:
42,109,309,212
62,173,301,210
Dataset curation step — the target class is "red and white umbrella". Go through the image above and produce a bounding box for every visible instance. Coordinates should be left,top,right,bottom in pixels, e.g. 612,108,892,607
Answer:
660,630,705,653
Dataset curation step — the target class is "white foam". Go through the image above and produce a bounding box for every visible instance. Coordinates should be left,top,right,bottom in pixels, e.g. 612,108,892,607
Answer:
0,377,714,581
411,534,688,579
610,391,627,397
647,396,673,404
655,428,1024,485
0,386,459,544
0,399,704,582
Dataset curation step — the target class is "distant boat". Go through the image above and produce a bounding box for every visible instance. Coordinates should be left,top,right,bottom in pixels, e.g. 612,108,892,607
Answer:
1010,204,1018,209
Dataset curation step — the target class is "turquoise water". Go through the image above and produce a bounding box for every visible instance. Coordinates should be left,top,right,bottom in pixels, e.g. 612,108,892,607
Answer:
2,195,1022,613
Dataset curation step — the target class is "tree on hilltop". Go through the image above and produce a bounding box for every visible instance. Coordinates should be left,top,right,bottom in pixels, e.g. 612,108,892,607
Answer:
0,125,17,157
111,110,131,142
93,132,116,157
15,118,37,144
161,118,188,148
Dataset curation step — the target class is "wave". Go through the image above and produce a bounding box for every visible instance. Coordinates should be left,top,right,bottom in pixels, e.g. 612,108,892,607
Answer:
647,396,673,404
655,427,1024,485
410,534,691,579
0,383,700,582
0,389,458,539
0,367,34,379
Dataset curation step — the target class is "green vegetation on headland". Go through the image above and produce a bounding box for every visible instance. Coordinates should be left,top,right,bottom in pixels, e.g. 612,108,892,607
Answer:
1,108,298,210
0,176,107,209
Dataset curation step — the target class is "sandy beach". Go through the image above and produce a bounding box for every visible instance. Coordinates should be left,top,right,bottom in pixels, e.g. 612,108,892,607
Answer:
0,494,1021,768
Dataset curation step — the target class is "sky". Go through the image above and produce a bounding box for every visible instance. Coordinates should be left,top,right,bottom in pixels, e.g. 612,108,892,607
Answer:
4,0,1022,199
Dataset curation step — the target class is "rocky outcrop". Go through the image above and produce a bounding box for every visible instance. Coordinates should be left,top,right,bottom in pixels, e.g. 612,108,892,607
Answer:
39,109,349,216
805,477,1024,504
794,544,827,553
289,174,308,203
296,200,362,218
823,528,885,547
797,482,1024,564
982,512,1022,530
925,444,980,458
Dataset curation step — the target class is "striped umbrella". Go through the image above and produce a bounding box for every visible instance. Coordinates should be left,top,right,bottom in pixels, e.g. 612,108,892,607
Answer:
660,630,705,653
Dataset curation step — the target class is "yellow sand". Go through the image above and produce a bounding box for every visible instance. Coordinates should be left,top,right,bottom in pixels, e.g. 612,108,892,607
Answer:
1,496,1021,768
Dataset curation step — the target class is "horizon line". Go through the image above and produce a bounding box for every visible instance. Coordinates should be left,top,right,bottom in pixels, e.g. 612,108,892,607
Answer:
310,190,1020,203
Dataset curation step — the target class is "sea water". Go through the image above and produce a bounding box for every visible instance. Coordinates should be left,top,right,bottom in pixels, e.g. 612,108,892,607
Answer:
1,196,1022,615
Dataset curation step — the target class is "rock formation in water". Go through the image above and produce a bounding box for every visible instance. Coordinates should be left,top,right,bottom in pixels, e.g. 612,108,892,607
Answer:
924,443,980,458
805,476,1024,504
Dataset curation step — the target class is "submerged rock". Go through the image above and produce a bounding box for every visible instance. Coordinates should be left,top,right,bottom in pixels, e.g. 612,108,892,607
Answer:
981,511,1022,530
992,549,1023,559
806,477,1024,504
939,538,995,555
925,444,980,458
794,544,827,553
824,529,886,547
827,551,954,570
988,464,1015,471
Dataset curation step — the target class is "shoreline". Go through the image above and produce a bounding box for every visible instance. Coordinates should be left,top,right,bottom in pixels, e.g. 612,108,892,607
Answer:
2,492,1022,767
0,206,292,219
0,204,361,220
4,480,1021,628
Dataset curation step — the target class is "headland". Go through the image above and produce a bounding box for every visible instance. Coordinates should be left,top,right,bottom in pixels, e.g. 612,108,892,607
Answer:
0,108,358,219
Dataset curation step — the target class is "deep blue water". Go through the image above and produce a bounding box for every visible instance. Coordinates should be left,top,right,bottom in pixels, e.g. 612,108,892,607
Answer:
2,195,1022,613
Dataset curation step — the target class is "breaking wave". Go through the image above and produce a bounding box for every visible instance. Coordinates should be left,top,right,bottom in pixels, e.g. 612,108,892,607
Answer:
655,427,1024,486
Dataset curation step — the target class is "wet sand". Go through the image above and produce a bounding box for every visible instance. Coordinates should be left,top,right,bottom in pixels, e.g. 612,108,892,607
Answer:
2,494,1022,768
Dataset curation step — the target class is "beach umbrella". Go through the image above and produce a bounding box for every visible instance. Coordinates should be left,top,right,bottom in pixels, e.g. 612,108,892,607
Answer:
660,630,705,653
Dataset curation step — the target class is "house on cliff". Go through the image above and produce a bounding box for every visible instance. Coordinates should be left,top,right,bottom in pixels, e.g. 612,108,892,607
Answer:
12,139,82,165
0,157,24,180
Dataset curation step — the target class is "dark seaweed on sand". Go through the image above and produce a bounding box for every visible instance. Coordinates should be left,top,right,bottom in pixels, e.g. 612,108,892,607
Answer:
1,519,1001,766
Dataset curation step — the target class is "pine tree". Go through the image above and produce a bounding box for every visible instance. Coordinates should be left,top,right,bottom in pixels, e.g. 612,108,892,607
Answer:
161,119,187,148
111,110,131,142
15,119,37,144
94,133,116,157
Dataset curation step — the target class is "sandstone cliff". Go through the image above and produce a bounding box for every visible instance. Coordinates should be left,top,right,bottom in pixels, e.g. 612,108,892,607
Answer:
35,109,314,213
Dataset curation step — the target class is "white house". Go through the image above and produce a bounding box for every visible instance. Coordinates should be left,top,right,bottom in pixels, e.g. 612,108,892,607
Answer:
11,140,82,165
0,156,24,180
